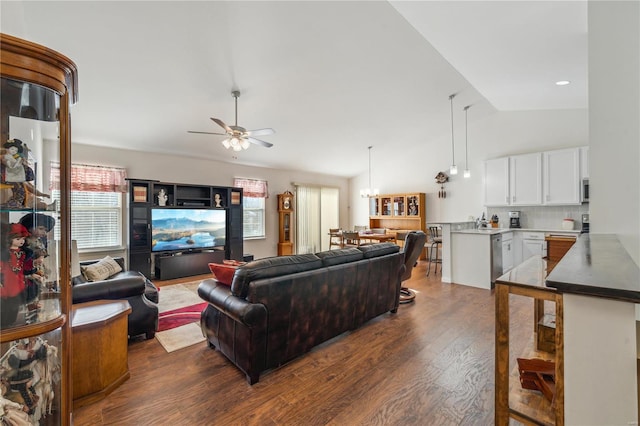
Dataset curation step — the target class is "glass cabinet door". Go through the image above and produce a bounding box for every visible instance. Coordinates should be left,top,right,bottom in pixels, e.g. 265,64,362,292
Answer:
1,78,62,330
369,197,379,217
381,197,392,216
393,196,405,216
407,195,420,216
1,76,67,425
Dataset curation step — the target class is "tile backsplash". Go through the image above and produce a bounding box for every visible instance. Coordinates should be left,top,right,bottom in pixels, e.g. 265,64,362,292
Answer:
487,205,589,230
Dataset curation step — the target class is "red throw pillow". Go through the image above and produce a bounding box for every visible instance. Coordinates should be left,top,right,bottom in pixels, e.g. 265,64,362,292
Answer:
208,263,237,286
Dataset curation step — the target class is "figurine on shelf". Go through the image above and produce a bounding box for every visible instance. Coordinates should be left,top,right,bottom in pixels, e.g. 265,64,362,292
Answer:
0,337,57,421
157,188,168,206
19,214,56,321
19,213,55,252
0,139,41,209
0,382,30,426
2,139,26,183
0,224,30,328
214,193,224,208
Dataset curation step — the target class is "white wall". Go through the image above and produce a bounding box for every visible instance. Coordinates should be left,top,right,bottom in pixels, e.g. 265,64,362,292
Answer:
72,144,349,260
350,108,588,227
588,0,640,266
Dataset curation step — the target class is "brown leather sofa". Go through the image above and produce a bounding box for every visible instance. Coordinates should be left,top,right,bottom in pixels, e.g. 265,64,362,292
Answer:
198,243,405,384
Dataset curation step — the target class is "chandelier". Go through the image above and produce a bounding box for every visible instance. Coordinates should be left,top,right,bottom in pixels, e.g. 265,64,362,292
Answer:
360,146,379,198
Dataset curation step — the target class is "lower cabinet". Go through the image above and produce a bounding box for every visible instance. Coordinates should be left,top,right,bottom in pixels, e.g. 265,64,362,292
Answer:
154,251,225,280
502,232,514,273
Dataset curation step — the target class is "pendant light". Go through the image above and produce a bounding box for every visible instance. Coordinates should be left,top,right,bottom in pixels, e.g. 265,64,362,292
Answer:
449,94,458,175
463,105,471,178
360,146,379,198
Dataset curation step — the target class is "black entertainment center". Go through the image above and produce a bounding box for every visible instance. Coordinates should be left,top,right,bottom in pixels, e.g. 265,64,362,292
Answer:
126,179,243,280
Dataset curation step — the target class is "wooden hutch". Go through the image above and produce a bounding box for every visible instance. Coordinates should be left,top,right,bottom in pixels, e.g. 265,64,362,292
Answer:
368,192,426,257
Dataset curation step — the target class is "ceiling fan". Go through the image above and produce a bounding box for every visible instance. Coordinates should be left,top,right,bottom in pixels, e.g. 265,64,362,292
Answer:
188,90,275,151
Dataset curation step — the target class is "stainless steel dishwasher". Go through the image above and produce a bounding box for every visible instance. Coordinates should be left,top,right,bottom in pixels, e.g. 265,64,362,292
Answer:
491,234,503,283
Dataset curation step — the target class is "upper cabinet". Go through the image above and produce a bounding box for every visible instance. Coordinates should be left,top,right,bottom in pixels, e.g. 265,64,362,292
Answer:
485,147,587,207
484,157,510,206
543,148,580,205
510,153,542,205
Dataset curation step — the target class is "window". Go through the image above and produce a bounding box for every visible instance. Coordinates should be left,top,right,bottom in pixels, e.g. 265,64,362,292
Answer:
233,178,268,240
51,163,127,251
243,196,265,239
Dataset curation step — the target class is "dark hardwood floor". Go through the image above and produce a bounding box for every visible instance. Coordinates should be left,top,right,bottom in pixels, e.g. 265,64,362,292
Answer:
73,261,536,425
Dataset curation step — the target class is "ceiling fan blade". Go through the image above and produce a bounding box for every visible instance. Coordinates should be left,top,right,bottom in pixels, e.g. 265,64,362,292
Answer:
187,130,227,136
247,137,274,148
246,128,275,137
210,117,232,133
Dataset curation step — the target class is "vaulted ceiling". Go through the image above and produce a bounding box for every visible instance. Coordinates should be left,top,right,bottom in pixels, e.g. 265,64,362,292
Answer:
0,1,587,177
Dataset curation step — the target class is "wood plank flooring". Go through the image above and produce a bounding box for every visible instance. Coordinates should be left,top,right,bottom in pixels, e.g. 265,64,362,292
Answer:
73,261,537,425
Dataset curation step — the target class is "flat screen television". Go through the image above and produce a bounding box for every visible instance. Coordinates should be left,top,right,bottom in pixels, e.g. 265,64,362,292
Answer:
151,208,226,253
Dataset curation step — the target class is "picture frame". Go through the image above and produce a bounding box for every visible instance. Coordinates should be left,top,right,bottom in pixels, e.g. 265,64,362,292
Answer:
231,191,241,205
133,185,147,203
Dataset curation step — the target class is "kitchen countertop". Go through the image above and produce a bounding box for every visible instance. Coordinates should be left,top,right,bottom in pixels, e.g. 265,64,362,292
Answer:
546,234,640,303
451,228,583,235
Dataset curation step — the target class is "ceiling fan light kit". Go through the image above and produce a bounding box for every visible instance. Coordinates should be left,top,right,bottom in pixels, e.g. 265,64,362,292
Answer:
188,90,275,151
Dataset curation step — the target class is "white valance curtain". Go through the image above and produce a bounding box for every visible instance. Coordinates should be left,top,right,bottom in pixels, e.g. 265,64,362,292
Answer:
233,178,269,198
50,162,127,192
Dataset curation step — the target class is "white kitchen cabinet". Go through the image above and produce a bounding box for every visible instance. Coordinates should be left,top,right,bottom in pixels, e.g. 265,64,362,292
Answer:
543,148,581,205
522,231,546,260
484,157,510,206
502,232,514,273
510,153,542,205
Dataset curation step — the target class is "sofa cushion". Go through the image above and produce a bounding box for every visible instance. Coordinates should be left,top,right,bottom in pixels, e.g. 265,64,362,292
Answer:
358,242,399,259
231,254,323,298
81,255,123,281
316,248,363,267
208,263,236,286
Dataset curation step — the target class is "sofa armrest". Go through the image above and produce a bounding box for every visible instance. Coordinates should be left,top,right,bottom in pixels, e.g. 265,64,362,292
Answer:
198,279,266,327
72,271,146,304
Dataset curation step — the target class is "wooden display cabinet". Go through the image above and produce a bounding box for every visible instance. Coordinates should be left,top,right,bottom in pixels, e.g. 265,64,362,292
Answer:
369,193,426,258
277,191,294,256
1,33,77,425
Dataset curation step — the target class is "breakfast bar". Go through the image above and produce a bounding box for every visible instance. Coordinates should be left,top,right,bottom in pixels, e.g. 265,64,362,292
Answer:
495,234,640,425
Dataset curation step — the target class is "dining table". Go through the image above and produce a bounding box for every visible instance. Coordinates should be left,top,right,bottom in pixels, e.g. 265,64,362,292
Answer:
358,232,396,243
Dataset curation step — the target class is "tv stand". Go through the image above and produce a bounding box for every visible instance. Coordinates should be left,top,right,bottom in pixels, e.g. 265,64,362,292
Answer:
154,250,224,280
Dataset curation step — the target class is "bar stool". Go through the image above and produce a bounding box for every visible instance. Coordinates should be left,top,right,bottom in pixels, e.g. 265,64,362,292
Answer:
426,226,442,276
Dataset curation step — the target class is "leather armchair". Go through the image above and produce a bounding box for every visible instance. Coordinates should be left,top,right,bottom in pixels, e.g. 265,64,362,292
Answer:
72,257,159,339
399,231,427,303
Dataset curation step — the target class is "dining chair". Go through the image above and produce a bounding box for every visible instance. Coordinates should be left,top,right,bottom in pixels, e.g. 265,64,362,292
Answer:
329,228,342,249
427,226,442,276
342,231,361,248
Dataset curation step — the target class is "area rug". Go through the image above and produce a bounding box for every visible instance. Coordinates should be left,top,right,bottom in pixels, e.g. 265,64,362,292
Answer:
158,301,208,332
155,281,208,353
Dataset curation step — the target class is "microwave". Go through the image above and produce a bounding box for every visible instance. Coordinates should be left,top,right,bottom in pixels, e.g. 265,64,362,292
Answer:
582,178,590,203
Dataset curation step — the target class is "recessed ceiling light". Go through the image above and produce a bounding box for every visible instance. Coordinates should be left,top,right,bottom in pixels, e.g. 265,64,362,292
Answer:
555,80,571,86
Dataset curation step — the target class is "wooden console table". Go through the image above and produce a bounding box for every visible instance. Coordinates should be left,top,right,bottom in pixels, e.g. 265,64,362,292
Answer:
72,300,132,408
